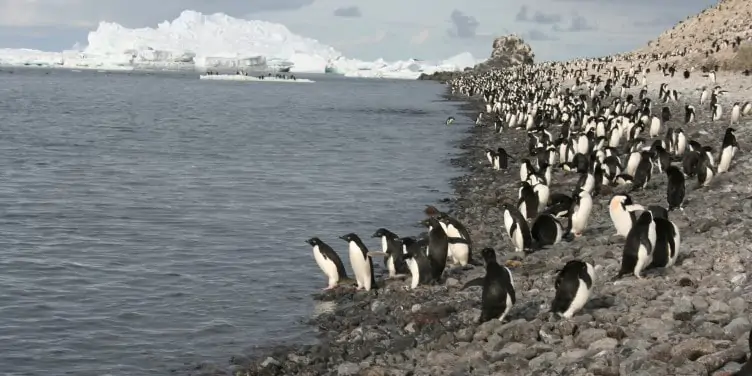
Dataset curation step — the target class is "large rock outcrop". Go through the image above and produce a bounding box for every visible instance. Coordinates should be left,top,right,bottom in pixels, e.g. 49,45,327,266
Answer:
418,34,535,80
476,34,535,69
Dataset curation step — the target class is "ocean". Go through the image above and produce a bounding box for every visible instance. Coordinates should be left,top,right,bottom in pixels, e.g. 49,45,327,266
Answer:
0,68,464,375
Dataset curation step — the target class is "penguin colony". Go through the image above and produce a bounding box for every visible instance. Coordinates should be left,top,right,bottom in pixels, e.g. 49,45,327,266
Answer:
305,61,752,370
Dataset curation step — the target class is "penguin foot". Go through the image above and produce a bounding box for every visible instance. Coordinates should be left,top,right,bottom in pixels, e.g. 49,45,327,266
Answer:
505,260,523,268
574,232,583,238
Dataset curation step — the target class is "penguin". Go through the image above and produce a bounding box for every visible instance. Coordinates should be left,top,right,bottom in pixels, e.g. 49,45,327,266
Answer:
494,148,513,170
697,151,715,187
661,106,671,122
461,248,516,323
617,211,656,280
445,116,455,126
743,102,752,116
543,192,574,218
520,159,535,182
531,213,564,247
501,203,533,252
646,205,669,221
609,193,645,237
371,228,409,278
683,151,701,177
684,105,695,124
434,210,475,265
567,189,593,238
306,237,349,290
517,181,539,220
420,216,449,281
632,151,653,191
446,237,471,267
734,329,752,376
401,237,433,289
712,103,723,121
717,127,739,173
665,165,686,211
731,102,741,125
648,216,681,269
550,260,595,319
339,233,377,291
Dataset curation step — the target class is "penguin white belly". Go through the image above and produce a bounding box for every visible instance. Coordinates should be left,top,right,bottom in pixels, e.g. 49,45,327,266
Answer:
717,146,736,173
703,166,714,186
499,292,513,322
450,243,469,266
513,227,524,252
534,184,550,213
610,207,632,237
348,243,371,290
387,255,396,278
554,222,563,244
313,245,339,287
634,243,652,279
626,153,641,176
560,279,591,318
503,211,514,237
406,258,420,289
571,199,592,235
667,222,681,267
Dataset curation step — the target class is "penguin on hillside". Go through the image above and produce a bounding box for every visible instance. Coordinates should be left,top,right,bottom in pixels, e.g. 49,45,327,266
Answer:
461,248,516,323
567,189,593,238
339,233,378,291
648,214,681,270
531,213,564,247
551,260,595,319
501,203,533,252
616,211,656,280
609,193,645,238
306,237,350,290
717,127,739,173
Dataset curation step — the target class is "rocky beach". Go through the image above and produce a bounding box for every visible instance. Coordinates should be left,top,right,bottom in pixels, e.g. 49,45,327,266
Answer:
188,1,752,375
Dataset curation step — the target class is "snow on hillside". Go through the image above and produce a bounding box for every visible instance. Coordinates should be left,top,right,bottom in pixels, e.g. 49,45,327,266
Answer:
0,10,482,79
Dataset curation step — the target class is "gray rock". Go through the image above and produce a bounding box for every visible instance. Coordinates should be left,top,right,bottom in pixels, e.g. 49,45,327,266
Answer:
337,362,361,376
724,316,752,339
260,357,280,368
709,300,731,314
575,328,608,348
529,352,558,369
371,300,387,314
589,337,619,352
671,337,717,361
636,317,673,339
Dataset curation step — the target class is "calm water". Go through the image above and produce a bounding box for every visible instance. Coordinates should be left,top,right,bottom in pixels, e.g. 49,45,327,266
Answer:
0,68,463,375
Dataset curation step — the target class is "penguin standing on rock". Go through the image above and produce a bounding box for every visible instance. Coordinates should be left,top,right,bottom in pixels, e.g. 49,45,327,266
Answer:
616,211,656,280
567,189,593,238
717,128,739,173
648,214,681,270
340,233,378,291
551,260,595,319
609,194,644,237
531,214,564,247
501,203,533,252
371,228,409,278
461,248,516,324
419,217,449,281
400,237,433,289
306,237,350,290
665,166,686,211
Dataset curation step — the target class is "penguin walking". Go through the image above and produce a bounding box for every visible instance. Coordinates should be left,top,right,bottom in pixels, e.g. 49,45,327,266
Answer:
531,214,564,247
401,237,433,289
717,128,739,173
567,189,593,238
371,228,409,278
340,233,377,291
648,215,681,269
501,203,533,252
617,211,656,280
665,165,686,211
461,248,516,323
306,237,349,290
420,217,449,281
697,151,715,187
609,194,644,237
551,260,595,319
712,103,723,121
495,148,514,170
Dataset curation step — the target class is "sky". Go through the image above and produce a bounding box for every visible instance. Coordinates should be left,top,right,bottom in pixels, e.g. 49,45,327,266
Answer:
0,0,720,62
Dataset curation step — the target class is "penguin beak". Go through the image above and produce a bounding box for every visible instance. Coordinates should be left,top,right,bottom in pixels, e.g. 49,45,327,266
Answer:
338,235,348,241
371,232,380,238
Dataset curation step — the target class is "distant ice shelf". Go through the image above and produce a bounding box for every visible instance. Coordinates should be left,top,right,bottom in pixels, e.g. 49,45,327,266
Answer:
199,74,315,83
0,10,482,80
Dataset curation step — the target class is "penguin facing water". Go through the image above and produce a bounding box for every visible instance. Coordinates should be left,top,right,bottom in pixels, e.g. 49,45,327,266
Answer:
401,237,433,289
306,237,349,290
372,228,409,278
339,233,378,291
617,211,656,280
551,260,595,319
419,216,449,281
461,248,516,323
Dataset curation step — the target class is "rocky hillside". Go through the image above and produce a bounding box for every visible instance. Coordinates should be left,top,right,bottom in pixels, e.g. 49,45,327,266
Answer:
418,35,534,81
633,0,752,70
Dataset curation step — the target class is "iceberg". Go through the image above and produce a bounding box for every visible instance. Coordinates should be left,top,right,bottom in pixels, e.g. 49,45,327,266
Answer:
0,10,482,79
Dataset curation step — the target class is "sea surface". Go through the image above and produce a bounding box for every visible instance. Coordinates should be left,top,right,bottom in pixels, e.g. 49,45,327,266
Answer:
0,68,464,375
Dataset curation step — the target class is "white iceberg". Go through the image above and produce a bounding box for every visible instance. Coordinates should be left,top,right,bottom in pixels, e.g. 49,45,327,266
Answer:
0,10,483,79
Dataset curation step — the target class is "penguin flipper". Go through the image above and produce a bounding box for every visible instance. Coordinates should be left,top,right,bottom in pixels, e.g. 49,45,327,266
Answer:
461,277,484,290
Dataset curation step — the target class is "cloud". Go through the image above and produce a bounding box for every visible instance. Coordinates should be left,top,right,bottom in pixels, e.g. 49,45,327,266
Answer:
0,0,315,28
332,6,361,18
334,30,387,47
447,10,479,39
411,29,430,45
516,6,561,24
527,29,558,41
553,14,597,32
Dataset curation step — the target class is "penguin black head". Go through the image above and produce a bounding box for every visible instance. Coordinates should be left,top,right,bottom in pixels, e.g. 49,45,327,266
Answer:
339,233,358,242
727,127,736,134
480,248,498,264
424,205,443,217
372,228,397,239
306,237,322,246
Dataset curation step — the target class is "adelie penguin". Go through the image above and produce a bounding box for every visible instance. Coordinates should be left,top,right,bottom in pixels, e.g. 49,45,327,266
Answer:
665,165,686,211
339,233,378,291
609,193,645,237
551,260,595,319
306,237,350,290
531,213,564,247
401,237,433,289
371,228,409,278
461,248,516,324
419,216,449,281
717,127,739,173
647,213,681,270
616,211,656,280
567,189,593,238
501,203,533,252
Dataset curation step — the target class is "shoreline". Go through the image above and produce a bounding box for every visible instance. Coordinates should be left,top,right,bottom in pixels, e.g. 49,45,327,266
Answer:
203,63,751,375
